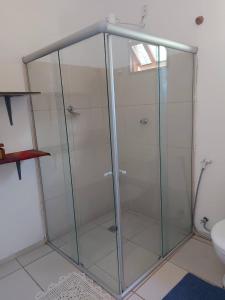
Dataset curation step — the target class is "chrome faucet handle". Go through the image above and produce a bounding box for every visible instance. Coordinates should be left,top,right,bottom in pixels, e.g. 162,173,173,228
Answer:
67,105,80,115
140,118,149,125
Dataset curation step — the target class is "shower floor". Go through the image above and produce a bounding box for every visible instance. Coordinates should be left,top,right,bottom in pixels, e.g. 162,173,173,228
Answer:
51,210,187,291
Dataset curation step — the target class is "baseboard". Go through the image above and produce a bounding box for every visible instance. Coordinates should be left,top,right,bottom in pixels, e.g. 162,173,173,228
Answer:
0,238,47,265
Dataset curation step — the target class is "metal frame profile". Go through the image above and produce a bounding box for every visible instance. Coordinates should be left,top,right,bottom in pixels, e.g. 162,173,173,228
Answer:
22,20,197,64
104,34,125,294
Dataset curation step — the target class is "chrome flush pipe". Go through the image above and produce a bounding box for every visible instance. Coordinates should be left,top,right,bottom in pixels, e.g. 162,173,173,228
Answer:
193,159,212,239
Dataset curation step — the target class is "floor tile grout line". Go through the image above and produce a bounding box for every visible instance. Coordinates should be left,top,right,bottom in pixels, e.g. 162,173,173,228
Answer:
79,224,99,236
124,292,141,300
88,245,118,267
165,238,214,275
51,233,75,249
126,236,161,258
0,246,53,282
91,263,118,282
0,225,211,298
78,215,163,296
168,260,222,288
133,262,187,299
57,212,161,271
18,261,45,292
192,235,212,246
133,259,169,292
16,248,54,268
91,241,160,284
168,260,193,275
93,234,159,272
133,291,146,299
0,266,22,282
131,235,193,293
162,236,194,262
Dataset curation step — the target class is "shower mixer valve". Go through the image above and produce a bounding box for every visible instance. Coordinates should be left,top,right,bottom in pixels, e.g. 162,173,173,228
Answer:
67,105,80,115
140,118,149,125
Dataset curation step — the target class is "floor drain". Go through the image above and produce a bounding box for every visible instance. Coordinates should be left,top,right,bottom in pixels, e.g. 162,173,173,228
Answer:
108,225,117,233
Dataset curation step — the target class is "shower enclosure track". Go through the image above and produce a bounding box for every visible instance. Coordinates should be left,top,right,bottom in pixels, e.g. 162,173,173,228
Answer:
22,20,197,64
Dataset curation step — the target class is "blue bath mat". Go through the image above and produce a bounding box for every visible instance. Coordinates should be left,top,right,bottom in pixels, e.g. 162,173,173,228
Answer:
163,273,225,300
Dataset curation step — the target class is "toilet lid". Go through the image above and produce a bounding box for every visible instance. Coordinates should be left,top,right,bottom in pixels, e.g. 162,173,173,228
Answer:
211,219,225,249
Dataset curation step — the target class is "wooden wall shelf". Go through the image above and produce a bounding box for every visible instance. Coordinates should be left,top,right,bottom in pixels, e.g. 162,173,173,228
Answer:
0,92,40,125
0,149,50,180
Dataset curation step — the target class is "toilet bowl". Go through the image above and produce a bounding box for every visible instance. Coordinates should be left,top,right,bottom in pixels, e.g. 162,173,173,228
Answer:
211,219,225,286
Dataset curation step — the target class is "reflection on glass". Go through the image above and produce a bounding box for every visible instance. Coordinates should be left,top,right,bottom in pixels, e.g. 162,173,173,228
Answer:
131,43,167,72
159,47,193,255
59,34,120,294
112,36,162,288
28,52,79,262
132,44,152,65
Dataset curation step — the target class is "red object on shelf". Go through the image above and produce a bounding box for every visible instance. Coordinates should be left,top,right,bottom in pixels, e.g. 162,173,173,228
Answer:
0,150,50,180
0,149,50,165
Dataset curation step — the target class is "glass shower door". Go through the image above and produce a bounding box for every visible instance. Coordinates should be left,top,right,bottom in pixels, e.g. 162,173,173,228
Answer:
159,47,193,255
110,35,162,289
28,52,79,262
59,34,120,293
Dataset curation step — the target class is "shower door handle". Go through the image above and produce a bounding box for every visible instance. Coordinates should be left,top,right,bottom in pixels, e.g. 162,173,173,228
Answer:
104,170,127,177
104,171,113,177
119,169,127,175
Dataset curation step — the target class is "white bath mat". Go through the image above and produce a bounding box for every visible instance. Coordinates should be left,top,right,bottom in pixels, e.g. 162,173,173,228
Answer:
35,271,114,300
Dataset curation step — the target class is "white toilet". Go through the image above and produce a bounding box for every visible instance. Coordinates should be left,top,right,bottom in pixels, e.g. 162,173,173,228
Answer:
211,219,225,286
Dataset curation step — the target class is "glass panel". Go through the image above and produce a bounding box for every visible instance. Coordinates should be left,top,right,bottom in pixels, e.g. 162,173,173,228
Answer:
27,52,78,262
59,34,119,293
111,36,162,289
159,47,193,255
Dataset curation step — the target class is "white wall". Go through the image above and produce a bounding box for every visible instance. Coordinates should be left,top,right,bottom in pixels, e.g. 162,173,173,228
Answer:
194,2,225,235
0,0,202,92
0,98,44,260
0,0,223,259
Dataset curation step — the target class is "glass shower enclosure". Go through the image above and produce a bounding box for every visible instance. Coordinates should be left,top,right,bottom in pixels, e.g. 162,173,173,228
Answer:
23,21,197,298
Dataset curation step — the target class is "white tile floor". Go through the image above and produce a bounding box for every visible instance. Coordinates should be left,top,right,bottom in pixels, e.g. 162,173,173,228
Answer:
51,210,188,291
51,210,164,291
0,235,224,299
130,236,225,300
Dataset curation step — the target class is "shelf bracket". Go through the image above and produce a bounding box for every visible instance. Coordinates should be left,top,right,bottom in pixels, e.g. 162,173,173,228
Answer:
16,161,22,180
4,96,13,126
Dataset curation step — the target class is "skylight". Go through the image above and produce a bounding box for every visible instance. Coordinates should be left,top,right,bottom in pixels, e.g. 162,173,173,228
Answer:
147,45,158,61
130,43,167,72
132,44,152,65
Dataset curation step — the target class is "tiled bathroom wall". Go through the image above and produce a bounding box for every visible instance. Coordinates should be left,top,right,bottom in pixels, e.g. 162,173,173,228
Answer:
114,66,160,216
62,66,115,226
162,50,193,233
28,55,77,242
